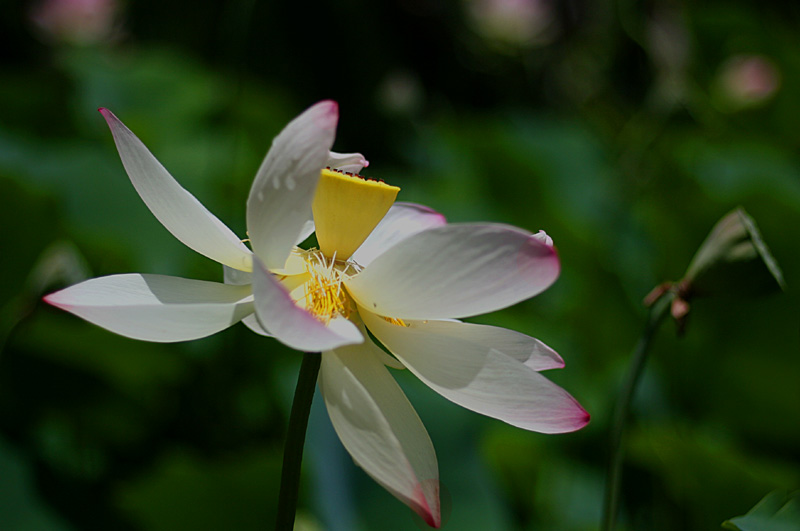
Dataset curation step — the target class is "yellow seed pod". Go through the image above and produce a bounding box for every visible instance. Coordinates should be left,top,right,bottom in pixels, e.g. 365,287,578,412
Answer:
312,168,400,261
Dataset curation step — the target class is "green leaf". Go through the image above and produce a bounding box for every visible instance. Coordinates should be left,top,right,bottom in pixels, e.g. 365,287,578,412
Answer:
723,490,800,531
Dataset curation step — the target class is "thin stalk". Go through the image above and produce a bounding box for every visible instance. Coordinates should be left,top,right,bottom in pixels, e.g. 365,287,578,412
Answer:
601,293,674,531
275,352,322,531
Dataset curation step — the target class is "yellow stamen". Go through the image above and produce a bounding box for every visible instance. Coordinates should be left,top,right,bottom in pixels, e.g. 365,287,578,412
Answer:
283,248,409,328
288,248,359,323
312,168,400,260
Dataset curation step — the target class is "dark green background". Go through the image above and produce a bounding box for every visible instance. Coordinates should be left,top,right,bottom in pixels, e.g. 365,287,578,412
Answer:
1,0,799,529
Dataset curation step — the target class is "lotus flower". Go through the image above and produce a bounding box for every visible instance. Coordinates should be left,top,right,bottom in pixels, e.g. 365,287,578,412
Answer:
45,101,589,527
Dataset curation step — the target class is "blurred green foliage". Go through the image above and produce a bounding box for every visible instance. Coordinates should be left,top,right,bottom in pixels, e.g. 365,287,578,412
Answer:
723,490,800,531
1,0,799,529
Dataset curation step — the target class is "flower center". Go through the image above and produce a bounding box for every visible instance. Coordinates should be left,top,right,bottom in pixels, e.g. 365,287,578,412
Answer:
284,248,361,323
312,168,400,261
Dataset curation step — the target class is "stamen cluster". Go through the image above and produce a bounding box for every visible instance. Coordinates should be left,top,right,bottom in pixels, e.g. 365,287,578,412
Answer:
297,248,359,323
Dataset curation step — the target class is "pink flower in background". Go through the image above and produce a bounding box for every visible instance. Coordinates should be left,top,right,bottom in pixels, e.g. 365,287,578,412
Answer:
45,102,589,526
30,0,119,45
717,54,781,108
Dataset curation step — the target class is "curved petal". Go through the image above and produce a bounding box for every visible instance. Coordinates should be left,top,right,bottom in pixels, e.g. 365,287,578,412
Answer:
327,151,368,173
44,274,253,342
391,319,564,371
319,343,440,527
350,203,447,268
346,223,560,320
247,101,338,270
251,257,363,352
361,311,589,434
99,109,253,272
241,314,272,337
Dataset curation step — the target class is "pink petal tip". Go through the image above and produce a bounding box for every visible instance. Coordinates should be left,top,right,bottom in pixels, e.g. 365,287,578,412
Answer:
320,99,338,112
573,404,591,430
309,100,339,131
412,480,441,528
97,107,117,125
42,292,67,310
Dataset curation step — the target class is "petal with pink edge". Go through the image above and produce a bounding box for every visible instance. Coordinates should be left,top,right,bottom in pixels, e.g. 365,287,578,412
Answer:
247,101,338,270
361,311,589,434
250,257,362,352
44,274,253,342
320,343,441,527
346,223,560,320
350,203,447,268
99,109,253,272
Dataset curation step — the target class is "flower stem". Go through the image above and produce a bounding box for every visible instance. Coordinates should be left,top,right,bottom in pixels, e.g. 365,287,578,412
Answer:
601,293,674,531
276,352,322,531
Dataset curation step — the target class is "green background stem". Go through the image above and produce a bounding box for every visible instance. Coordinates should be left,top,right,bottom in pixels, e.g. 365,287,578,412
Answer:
275,352,322,531
601,293,674,531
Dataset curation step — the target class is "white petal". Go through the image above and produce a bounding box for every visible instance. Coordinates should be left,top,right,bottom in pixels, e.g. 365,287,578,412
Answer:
223,265,252,286
327,151,368,173
350,203,447,268
319,343,440,526
347,223,560,320
250,257,362,352
361,311,589,434
241,314,272,337
99,109,253,272
247,101,338,270
219,267,272,336
44,274,253,342
392,319,563,371
374,346,406,370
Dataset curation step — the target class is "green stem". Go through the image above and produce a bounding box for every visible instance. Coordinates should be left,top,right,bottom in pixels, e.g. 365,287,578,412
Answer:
275,352,322,531
601,293,674,531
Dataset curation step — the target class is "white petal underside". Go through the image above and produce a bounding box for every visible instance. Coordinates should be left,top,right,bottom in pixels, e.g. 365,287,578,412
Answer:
247,101,338,270
346,223,560,320
319,344,440,527
45,273,253,342
250,257,362,352
361,311,589,434
99,109,253,272
350,203,447,268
